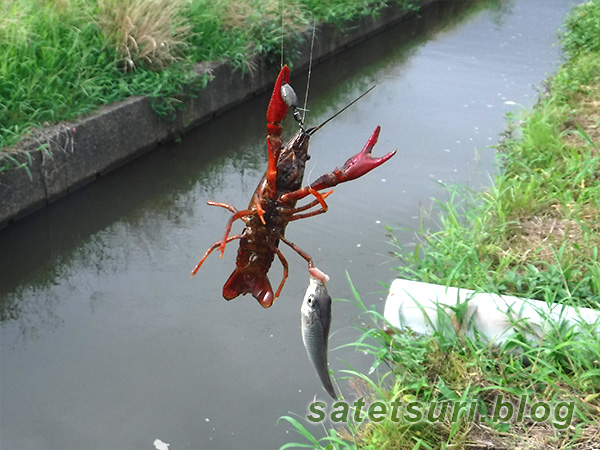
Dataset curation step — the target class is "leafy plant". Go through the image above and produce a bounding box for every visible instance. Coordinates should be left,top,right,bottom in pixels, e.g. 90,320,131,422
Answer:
97,0,191,72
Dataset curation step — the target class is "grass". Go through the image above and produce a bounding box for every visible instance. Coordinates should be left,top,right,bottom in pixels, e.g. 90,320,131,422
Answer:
280,0,600,448
0,0,418,168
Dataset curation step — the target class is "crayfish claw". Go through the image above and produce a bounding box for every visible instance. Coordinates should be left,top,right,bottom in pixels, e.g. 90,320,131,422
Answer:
308,267,330,284
337,126,396,182
308,188,332,211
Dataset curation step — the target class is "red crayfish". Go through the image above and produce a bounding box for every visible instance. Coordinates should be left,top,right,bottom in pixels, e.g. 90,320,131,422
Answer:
191,66,396,308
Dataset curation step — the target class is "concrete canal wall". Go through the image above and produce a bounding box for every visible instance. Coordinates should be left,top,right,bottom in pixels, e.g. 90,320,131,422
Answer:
0,0,436,229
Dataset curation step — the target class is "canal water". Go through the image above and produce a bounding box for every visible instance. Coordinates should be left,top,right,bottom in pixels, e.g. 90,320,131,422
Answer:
0,1,579,448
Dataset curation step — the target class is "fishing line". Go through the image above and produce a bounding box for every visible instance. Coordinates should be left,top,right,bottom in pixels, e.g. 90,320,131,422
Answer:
280,0,284,68
302,18,317,124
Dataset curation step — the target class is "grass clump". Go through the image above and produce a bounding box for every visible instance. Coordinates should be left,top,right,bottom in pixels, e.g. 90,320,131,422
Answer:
300,0,417,25
184,0,309,69
97,0,191,72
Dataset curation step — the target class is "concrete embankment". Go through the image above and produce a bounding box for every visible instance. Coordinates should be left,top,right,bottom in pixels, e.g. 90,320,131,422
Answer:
0,0,435,230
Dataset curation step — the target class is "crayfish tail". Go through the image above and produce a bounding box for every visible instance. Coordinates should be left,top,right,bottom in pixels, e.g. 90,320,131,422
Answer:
223,268,275,308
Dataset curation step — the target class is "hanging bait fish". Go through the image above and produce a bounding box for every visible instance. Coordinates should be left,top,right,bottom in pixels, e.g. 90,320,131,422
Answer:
301,272,336,399
191,65,396,308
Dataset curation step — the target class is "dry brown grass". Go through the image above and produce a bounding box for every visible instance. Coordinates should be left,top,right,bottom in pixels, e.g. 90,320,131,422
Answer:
221,0,306,32
563,83,600,155
503,201,600,273
508,214,583,263
500,77,600,269
97,0,190,72
567,423,600,450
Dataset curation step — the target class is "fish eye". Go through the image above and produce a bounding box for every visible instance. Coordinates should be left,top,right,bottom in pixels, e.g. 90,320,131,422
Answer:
307,295,313,305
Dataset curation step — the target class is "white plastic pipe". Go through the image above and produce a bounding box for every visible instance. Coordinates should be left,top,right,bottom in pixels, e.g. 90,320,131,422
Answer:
384,279,600,346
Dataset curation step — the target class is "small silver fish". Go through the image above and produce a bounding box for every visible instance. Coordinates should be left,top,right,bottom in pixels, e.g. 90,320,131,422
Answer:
301,274,336,399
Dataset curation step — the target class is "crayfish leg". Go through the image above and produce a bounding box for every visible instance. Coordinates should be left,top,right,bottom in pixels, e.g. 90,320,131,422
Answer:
308,188,332,211
191,234,241,277
218,209,252,257
207,200,238,214
206,199,245,256
288,209,326,222
278,235,316,272
272,245,289,302
283,189,334,222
